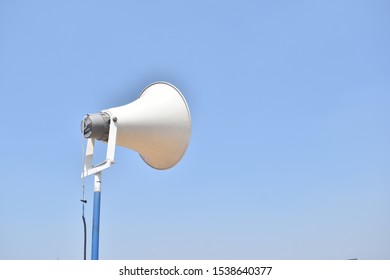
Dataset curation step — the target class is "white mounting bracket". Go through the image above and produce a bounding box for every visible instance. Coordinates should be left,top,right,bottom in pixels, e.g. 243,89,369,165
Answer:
81,113,118,178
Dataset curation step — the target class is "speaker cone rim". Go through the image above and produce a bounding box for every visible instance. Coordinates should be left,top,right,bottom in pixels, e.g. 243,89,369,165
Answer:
138,81,191,170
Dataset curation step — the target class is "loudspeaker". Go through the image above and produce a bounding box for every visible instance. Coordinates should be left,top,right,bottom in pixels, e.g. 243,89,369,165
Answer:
82,82,191,170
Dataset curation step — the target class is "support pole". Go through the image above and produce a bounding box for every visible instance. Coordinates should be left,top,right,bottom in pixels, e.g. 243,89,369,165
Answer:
91,172,102,260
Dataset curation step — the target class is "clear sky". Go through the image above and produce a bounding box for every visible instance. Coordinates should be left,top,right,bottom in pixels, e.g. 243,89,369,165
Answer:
0,0,389,260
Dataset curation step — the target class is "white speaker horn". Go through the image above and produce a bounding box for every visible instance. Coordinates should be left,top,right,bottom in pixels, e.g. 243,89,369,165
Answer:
81,81,191,176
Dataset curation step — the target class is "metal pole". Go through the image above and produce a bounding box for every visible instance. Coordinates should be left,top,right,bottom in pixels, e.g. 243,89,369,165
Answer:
91,172,102,260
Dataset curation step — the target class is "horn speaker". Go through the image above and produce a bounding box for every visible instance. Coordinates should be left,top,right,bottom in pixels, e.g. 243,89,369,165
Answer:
82,81,191,170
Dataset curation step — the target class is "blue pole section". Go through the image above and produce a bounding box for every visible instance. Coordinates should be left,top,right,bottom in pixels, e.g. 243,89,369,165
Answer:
91,172,102,260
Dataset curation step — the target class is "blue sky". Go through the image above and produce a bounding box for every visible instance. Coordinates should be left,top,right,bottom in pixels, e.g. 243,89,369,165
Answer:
0,0,389,260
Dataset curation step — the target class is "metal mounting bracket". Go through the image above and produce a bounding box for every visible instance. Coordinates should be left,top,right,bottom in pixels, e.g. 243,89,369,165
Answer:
81,113,118,178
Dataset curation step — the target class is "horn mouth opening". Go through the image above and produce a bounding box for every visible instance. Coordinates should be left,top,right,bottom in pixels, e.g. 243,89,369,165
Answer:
137,81,192,170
